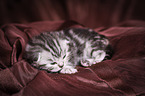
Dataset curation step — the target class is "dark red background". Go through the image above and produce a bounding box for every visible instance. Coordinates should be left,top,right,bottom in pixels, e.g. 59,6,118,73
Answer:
0,0,145,28
0,0,145,96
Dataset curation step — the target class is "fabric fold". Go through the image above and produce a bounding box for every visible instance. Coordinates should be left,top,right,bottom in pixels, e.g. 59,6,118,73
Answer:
0,21,145,96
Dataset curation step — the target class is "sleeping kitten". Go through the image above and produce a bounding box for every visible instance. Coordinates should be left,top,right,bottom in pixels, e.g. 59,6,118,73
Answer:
23,28,113,74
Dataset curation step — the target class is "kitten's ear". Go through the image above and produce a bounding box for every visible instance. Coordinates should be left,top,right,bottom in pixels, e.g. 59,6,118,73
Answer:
27,53,40,63
92,50,106,62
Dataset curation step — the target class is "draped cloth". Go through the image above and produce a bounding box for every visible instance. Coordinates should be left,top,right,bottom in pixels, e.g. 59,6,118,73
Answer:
0,0,145,96
0,20,145,96
0,0,145,28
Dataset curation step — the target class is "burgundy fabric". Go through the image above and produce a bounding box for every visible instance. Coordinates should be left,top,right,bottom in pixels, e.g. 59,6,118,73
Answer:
1,0,145,28
0,21,145,96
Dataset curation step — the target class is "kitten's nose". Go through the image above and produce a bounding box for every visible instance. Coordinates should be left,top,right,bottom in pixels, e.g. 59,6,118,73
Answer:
58,63,64,68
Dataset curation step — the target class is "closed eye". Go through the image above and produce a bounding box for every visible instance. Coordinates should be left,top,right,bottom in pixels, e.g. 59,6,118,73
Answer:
51,62,57,65
48,59,53,61
63,55,66,59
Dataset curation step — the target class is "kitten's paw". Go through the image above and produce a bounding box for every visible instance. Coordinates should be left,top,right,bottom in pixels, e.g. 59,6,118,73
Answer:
80,60,92,67
60,66,77,74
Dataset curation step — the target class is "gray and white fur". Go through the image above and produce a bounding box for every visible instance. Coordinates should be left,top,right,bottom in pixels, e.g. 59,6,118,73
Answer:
23,28,113,74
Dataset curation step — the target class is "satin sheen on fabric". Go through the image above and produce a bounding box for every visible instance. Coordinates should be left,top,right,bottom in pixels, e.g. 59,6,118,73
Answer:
0,21,145,96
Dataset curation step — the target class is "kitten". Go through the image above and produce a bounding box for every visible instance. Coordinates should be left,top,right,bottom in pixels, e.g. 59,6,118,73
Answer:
23,28,113,74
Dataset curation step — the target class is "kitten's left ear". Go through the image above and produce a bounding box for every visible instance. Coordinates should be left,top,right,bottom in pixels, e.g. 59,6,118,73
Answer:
92,50,106,62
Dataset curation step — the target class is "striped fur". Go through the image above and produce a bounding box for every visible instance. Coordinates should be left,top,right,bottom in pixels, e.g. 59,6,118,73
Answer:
23,28,113,74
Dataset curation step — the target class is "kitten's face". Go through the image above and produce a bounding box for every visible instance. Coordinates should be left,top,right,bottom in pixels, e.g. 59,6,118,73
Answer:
36,50,68,72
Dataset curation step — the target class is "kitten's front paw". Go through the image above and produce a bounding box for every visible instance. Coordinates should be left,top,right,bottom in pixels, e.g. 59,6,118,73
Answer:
80,60,92,67
60,66,77,74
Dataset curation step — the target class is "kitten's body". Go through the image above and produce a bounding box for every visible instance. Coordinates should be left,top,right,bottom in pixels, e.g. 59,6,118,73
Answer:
24,28,113,74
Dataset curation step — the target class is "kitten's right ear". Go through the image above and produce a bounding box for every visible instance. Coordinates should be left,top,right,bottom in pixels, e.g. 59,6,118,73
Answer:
92,50,106,63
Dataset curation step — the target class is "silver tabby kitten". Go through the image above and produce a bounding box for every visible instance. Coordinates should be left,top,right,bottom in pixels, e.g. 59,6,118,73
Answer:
23,28,113,74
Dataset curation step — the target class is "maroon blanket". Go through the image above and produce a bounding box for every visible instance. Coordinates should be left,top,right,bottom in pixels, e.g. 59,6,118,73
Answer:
0,21,145,96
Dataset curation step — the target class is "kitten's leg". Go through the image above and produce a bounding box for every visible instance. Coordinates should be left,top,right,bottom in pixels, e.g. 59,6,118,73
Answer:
80,42,93,67
80,59,92,67
91,50,106,64
81,50,106,67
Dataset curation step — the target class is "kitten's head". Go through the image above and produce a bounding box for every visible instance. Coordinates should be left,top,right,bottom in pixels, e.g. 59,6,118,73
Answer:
35,50,69,73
